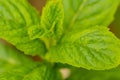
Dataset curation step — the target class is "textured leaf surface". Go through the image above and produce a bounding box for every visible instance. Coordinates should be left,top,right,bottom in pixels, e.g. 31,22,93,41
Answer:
0,63,62,80
0,0,46,56
40,0,64,39
67,66,120,80
28,0,64,49
0,42,37,73
46,27,120,70
28,0,64,38
63,0,120,31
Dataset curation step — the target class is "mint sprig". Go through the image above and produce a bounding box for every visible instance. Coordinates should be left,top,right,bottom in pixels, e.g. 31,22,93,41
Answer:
0,0,120,79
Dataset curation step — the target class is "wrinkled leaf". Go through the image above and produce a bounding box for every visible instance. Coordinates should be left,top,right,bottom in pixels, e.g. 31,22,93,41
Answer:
28,0,64,50
46,27,120,70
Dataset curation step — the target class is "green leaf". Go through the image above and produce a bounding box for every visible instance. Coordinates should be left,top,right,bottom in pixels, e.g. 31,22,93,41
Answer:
28,0,64,49
67,66,120,80
0,42,37,73
0,63,62,80
40,0,64,39
0,0,47,56
46,26,120,70
29,0,64,39
63,0,120,32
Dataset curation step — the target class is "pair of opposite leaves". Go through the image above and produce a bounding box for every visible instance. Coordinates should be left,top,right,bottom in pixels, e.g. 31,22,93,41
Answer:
0,0,120,70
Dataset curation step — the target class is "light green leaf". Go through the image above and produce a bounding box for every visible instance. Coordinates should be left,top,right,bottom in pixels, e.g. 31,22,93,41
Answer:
46,27,120,70
0,0,47,56
0,63,62,80
40,0,64,39
67,66,120,80
28,0,64,49
63,0,120,32
0,42,37,73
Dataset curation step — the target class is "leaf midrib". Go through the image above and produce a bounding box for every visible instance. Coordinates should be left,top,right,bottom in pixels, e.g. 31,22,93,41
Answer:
69,0,87,29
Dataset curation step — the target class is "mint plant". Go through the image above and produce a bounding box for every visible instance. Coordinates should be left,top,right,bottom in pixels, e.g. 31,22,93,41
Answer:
0,0,120,79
